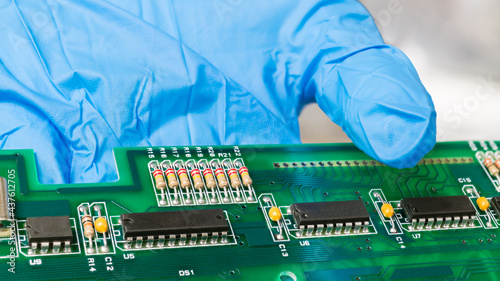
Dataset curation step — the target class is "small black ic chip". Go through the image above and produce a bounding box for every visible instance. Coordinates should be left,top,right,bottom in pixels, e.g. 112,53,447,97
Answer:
401,195,476,221
290,200,370,227
490,197,500,214
120,209,229,239
26,216,73,244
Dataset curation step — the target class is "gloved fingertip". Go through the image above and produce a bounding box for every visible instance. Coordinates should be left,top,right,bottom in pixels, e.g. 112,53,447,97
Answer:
348,101,437,169
315,45,437,169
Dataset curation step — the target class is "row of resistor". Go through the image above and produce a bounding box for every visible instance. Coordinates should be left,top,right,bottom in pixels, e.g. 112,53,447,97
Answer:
479,152,500,186
78,204,110,254
150,158,255,206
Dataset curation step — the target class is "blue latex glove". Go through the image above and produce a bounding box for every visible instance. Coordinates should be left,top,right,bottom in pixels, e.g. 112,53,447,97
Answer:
0,0,435,184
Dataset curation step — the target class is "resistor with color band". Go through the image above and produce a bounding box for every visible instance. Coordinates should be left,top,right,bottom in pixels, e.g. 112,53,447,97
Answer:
227,168,242,202
80,206,95,254
164,166,181,205
215,167,230,203
190,168,206,204
215,168,229,189
238,166,255,202
153,169,167,205
484,158,500,182
165,168,179,189
153,169,166,189
227,168,241,188
238,167,253,187
203,169,217,189
495,159,500,170
203,168,218,203
177,167,193,204
190,169,204,190
177,168,191,189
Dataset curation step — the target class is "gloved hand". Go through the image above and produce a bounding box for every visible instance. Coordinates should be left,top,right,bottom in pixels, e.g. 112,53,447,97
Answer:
0,0,435,184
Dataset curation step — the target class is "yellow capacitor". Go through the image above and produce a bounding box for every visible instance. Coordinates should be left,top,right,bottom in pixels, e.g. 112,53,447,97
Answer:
94,217,108,234
381,203,394,218
477,197,490,211
268,206,282,222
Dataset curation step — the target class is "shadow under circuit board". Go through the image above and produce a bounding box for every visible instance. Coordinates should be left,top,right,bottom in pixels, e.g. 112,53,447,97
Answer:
2,141,500,280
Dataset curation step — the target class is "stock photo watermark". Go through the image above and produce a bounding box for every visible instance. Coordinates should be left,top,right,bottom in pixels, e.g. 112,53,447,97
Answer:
441,74,499,139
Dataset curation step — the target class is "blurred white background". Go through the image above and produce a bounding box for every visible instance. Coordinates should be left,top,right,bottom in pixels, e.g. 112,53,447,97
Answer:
299,0,500,143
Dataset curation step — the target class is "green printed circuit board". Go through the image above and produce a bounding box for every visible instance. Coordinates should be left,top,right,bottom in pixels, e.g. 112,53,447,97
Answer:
2,141,500,280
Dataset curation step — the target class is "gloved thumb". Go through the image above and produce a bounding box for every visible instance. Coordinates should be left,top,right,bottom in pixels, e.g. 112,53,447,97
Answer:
312,45,436,168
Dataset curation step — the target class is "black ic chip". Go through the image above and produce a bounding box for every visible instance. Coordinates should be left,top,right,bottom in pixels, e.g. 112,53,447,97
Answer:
120,209,229,239
401,195,476,221
490,197,500,214
290,200,370,227
26,216,73,244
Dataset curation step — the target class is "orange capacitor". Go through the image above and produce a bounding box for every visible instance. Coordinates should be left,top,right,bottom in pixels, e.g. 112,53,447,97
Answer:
477,197,490,211
381,203,395,218
203,169,217,189
94,217,108,234
238,167,253,187
227,168,241,188
268,206,282,222
190,169,204,189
